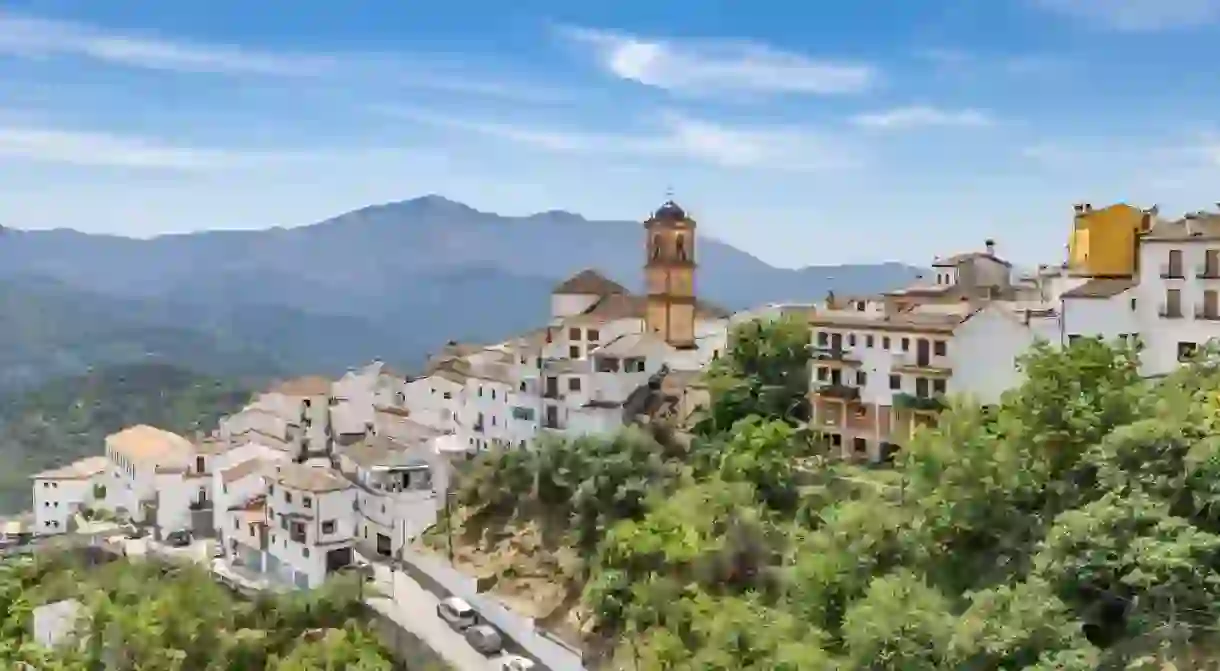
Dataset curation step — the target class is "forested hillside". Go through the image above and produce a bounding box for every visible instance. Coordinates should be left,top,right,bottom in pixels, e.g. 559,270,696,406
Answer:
436,317,1220,669
0,363,252,513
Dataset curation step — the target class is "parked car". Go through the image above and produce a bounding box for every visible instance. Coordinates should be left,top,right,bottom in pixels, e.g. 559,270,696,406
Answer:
501,654,536,670
464,624,503,656
164,530,191,547
212,543,225,559
436,596,478,631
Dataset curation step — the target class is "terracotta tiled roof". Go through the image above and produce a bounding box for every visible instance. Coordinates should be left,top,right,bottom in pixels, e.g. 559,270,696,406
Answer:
221,458,269,484
932,251,1013,268
107,425,193,464
32,456,109,480
343,435,432,470
809,305,976,334
552,269,628,296
193,436,231,455
1145,214,1220,240
1060,277,1137,299
271,376,332,396
374,405,411,417
272,463,351,493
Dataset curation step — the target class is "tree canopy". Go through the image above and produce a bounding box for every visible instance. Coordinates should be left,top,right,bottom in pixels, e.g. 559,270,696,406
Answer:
447,316,1220,669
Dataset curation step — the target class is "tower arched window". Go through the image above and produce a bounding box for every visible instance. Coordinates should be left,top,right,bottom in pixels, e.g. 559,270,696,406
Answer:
652,234,662,260
676,233,687,261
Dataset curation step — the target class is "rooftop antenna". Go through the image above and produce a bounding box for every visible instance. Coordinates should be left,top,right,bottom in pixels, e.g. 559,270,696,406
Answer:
664,185,675,202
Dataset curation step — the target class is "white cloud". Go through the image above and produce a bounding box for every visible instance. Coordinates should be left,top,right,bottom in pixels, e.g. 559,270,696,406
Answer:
1030,0,1220,30
0,126,372,170
559,26,876,96
382,106,857,171
850,106,994,130
0,12,559,102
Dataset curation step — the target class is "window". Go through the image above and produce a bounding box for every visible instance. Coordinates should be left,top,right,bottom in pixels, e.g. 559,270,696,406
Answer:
535,357,542,368
303,548,310,558
1166,249,1184,278
284,491,292,504
856,371,867,386
303,496,312,509
569,327,581,340
195,456,205,473
280,516,288,530
587,329,600,341
848,334,857,347
625,357,646,373
568,377,581,391
817,332,828,347
1130,297,1137,311
477,386,483,397
817,367,829,381
1178,341,1198,362
915,377,929,398
933,379,946,395
883,336,891,350
901,337,910,352
443,391,452,400
854,405,866,419
569,345,580,359
853,438,868,454
889,374,901,390
519,381,527,392
491,389,497,400
322,520,336,534
520,356,527,365
1164,288,1183,317
933,340,947,357
866,335,874,348
829,433,842,447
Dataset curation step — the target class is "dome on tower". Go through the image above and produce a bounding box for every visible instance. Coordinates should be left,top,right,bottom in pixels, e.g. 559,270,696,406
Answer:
652,200,687,222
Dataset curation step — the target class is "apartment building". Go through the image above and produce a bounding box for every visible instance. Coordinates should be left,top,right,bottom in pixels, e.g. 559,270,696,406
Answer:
262,463,356,589
31,456,109,535
337,435,442,559
99,425,197,531
1134,213,1220,376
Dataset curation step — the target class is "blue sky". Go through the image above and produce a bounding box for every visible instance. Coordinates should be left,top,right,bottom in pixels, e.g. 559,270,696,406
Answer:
2,0,1220,268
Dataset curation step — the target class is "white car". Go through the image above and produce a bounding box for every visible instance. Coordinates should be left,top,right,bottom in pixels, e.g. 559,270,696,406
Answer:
500,655,536,671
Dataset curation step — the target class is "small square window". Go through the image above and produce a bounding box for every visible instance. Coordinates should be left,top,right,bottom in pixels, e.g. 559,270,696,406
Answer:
933,341,947,357
865,335,874,348
901,337,910,352
817,367,828,381
569,327,581,340
303,496,312,509
322,520,336,534
848,334,857,347
856,371,867,386
882,337,891,349
569,345,580,359
889,374,901,390
933,379,947,395
568,377,581,391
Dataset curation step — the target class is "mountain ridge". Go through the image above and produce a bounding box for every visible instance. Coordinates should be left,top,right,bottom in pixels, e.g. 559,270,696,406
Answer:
0,195,922,386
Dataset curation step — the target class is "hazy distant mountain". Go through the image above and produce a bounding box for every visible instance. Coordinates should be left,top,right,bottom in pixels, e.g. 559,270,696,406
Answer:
0,195,922,384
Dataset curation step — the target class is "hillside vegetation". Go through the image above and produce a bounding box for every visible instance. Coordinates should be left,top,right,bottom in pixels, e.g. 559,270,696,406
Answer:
435,316,1220,669
0,552,429,669
0,363,252,513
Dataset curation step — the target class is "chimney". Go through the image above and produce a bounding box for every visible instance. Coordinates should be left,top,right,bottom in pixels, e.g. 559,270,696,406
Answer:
984,239,996,256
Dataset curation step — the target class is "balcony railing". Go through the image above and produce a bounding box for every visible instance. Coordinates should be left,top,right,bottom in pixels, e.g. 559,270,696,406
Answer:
1161,264,1186,280
1160,304,1185,319
816,383,860,401
812,347,858,363
1198,265,1220,280
893,393,945,412
1196,307,1220,321
542,388,561,400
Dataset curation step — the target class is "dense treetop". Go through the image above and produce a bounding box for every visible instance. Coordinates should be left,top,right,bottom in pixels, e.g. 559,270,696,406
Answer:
446,316,1220,669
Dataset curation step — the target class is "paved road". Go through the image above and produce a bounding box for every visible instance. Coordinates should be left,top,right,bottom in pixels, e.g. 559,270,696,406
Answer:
367,563,505,671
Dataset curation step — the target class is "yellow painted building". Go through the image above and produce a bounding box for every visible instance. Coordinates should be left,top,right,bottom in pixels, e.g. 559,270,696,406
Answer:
1067,203,1150,277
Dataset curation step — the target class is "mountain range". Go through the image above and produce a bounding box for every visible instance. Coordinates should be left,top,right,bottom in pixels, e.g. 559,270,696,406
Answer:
0,195,922,388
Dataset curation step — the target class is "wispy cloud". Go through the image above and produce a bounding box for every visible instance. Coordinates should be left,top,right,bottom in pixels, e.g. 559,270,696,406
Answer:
380,106,859,171
1030,0,1220,30
0,126,386,170
0,12,561,102
851,106,994,130
558,25,877,96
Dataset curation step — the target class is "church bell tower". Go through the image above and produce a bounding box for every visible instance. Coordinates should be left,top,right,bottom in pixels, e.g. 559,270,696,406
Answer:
644,199,697,349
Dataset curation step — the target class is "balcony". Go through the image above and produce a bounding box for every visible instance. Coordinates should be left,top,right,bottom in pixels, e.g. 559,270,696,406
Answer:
1161,264,1186,280
1198,265,1220,280
812,347,860,365
542,388,561,400
815,383,860,402
893,393,945,413
892,354,952,376
1159,304,1185,319
1196,307,1220,321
